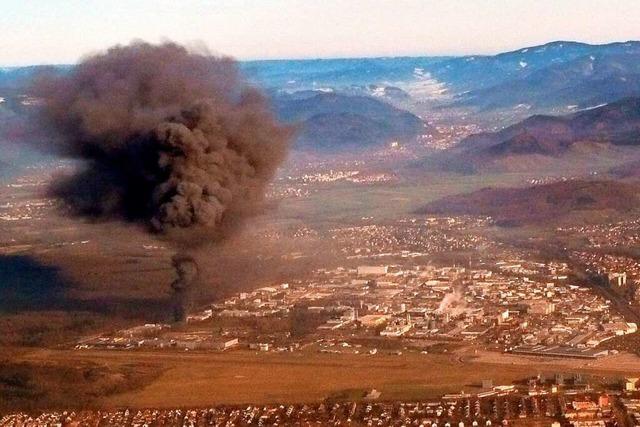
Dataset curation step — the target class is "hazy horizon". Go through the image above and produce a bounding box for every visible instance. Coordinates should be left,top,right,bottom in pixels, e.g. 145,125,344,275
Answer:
2,0,640,66
2,38,640,69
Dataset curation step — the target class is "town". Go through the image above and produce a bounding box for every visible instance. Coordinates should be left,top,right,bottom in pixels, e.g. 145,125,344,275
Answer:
77,240,636,362
3,384,640,426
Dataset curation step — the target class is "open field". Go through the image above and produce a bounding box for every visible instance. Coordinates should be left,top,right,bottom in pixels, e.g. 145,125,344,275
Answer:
274,172,538,226
466,348,640,372
9,347,640,409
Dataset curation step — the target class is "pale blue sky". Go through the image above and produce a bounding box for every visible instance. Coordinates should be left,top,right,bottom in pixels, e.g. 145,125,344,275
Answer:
1,0,639,66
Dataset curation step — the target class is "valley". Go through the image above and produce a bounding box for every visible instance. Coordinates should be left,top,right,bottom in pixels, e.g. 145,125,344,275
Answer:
3,39,640,425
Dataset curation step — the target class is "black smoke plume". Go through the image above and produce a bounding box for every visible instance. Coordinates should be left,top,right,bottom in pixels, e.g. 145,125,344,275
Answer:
170,254,199,322
35,41,292,320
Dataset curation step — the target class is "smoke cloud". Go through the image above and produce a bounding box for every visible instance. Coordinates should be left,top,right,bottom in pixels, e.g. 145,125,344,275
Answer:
36,41,290,240
35,41,292,320
436,282,467,316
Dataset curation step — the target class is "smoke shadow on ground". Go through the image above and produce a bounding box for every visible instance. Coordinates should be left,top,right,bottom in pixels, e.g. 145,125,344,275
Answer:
0,254,172,319
0,255,67,312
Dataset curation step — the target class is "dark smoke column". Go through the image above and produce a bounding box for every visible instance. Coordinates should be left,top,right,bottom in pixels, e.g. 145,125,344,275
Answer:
36,42,292,321
170,255,199,322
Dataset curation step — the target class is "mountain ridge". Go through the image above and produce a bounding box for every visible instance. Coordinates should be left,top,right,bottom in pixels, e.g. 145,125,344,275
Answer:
421,97,640,173
417,179,640,225
273,91,431,151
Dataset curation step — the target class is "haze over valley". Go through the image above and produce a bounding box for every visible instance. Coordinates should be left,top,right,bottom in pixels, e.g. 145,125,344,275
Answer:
3,22,640,426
